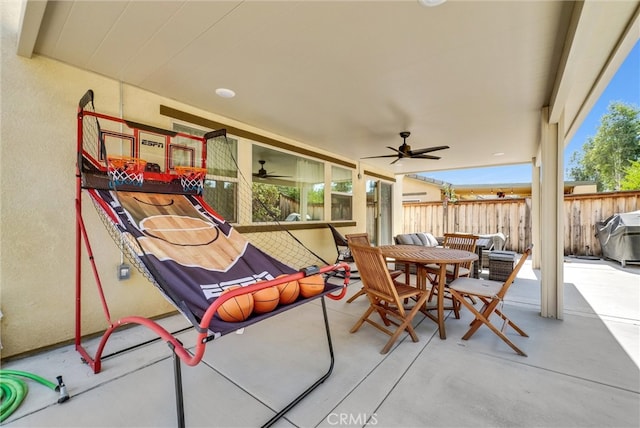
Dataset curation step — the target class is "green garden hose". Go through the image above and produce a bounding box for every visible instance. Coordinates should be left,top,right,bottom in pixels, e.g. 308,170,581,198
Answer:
0,370,68,422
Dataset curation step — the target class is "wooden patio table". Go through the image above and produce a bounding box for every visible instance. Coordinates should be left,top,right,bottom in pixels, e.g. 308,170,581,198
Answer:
378,245,478,340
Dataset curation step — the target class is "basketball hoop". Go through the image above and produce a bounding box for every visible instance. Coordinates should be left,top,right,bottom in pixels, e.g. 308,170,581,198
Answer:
107,156,147,187
175,166,207,192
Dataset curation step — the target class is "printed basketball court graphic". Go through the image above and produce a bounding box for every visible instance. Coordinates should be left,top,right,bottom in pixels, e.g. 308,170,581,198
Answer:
117,191,247,271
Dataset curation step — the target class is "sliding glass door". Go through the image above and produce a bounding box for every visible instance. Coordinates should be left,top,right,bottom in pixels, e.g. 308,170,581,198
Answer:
366,179,393,246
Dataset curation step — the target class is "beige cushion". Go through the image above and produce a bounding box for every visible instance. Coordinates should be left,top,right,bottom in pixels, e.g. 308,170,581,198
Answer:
449,276,502,298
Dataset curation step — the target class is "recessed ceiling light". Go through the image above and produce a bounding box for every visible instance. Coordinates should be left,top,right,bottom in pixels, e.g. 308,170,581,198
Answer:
215,88,236,98
493,152,505,157
418,0,446,7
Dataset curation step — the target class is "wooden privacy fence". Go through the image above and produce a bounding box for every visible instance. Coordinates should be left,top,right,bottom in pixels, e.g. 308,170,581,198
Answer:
402,191,640,256
564,191,639,256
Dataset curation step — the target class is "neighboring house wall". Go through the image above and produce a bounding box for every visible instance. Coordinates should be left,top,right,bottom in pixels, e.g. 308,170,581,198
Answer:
572,184,598,194
451,182,597,200
401,176,443,202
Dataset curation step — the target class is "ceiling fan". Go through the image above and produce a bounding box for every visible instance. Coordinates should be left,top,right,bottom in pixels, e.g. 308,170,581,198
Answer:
252,160,291,179
362,131,450,165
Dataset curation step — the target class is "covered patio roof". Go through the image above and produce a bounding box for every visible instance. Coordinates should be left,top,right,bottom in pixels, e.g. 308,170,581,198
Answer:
17,0,640,175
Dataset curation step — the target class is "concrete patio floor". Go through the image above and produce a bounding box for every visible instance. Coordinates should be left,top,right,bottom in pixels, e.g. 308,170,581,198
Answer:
2,257,639,427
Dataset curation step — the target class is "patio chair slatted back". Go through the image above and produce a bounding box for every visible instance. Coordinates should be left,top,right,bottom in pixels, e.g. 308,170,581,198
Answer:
348,243,430,354
443,233,479,274
344,233,371,247
345,233,403,304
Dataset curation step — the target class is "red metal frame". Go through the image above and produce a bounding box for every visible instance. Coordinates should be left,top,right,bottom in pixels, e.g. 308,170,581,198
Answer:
79,110,206,183
75,93,351,427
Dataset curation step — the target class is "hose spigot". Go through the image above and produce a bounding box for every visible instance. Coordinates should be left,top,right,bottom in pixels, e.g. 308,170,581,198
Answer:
56,375,70,403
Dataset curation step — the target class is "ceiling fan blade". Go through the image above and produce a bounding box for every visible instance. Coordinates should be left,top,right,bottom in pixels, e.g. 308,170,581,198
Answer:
253,160,292,178
386,146,406,155
361,154,401,159
410,145,450,156
363,134,448,163
253,173,291,178
412,154,442,160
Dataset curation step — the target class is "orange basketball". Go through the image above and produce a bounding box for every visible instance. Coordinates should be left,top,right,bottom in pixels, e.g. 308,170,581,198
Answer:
299,274,325,298
217,286,254,322
276,275,300,305
252,285,280,314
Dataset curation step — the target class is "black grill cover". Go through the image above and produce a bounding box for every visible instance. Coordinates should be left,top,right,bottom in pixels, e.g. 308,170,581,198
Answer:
596,210,640,267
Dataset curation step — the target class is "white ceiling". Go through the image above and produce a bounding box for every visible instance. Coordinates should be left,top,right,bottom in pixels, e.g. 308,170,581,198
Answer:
18,0,640,176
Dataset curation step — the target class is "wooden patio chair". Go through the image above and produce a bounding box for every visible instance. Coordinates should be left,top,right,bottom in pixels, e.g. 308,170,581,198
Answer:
424,233,479,317
448,245,533,356
344,232,372,246
345,233,402,303
348,243,429,354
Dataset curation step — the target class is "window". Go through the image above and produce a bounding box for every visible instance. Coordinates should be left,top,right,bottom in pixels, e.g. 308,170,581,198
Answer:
202,179,236,222
170,125,203,170
331,166,353,220
173,123,238,222
169,145,195,169
252,146,324,222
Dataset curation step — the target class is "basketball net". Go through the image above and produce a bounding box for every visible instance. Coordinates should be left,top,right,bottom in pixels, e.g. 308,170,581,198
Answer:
175,166,207,192
107,156,147,187
80,95,333,272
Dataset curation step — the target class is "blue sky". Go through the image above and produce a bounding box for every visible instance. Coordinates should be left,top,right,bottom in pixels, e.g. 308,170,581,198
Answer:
421,40,640,185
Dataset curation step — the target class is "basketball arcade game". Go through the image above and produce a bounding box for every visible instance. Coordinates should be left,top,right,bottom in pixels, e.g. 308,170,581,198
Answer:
75,90,350,427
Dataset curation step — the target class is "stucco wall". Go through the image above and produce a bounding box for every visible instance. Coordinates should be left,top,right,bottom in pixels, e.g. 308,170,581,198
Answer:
0,2,175,358
0,1,365,358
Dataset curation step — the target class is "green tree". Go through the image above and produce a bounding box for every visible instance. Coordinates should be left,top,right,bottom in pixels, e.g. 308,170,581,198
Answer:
252,182,281,222
332,181,352,193
568,102,640,191
280,186,299,202
307,186,324,204
620,160,640,190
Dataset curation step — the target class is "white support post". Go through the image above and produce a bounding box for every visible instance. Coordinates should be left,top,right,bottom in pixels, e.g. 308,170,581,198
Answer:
531,156,541,269
539,107,564,319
